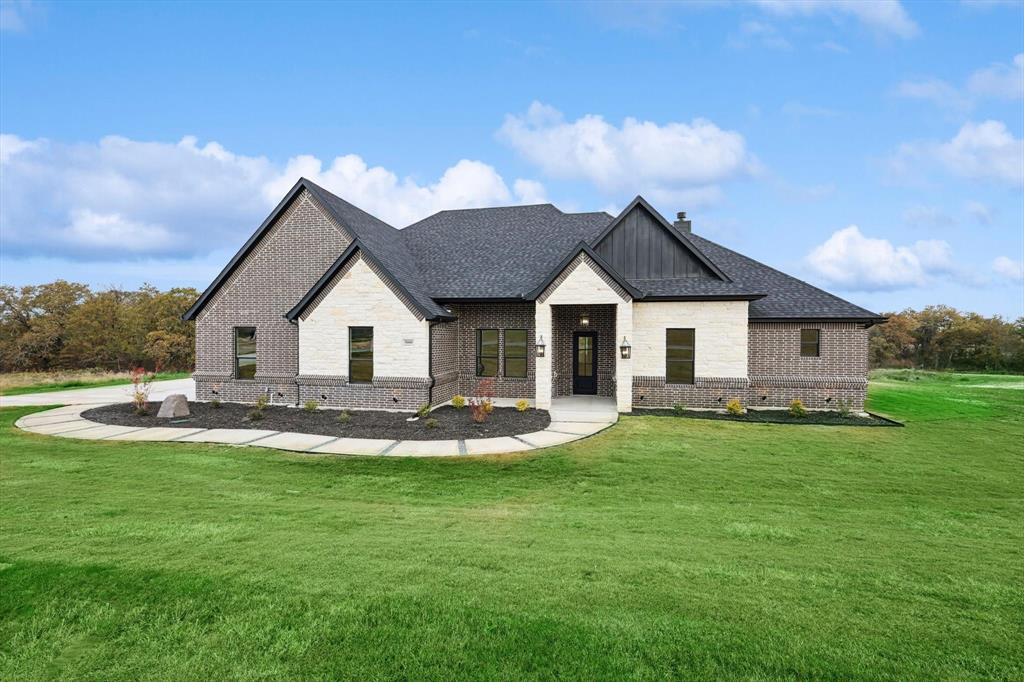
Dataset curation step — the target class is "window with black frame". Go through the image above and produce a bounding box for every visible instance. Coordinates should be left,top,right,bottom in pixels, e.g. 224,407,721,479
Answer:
349,327,373,382
234,327,256,379
800,329,820,357
477,329,498,376
504,329,528,378
666,328,695,384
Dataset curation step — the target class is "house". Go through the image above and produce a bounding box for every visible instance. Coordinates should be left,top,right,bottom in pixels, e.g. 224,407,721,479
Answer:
183,178,884,413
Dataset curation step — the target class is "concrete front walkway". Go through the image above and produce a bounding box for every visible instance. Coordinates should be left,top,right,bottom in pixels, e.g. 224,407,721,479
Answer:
0,378,196,407
14,402,617,458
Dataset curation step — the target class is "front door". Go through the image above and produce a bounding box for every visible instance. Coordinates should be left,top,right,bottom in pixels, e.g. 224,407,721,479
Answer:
572,332,597,395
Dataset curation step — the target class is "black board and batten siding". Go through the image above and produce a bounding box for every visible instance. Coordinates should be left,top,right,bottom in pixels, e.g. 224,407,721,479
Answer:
594,205,715,280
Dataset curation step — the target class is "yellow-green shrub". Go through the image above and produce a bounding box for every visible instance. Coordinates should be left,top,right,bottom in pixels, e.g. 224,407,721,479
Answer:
725,398,744,415
515,399,529,412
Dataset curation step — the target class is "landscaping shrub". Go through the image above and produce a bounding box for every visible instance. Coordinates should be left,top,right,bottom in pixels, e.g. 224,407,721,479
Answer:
210,398,222,409
336,410,351,424
836,398,854,418
672,402,686,415
482,399,494,414
788,398,807,418
129,367,154,416
247,393,270,422
303,400,319,412
467,378,495,423
246,408,264,421
451,395,466,409
416,403,432,418
424,418,439,429
725,398,744,415
515,399,529,412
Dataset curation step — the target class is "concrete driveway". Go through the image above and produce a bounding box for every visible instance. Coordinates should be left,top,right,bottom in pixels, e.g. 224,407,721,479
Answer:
0,378,196,407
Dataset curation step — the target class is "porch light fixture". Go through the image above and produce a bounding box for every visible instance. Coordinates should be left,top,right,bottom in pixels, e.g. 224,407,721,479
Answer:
536,334,546,358
619,336,631,359
579,314,590,328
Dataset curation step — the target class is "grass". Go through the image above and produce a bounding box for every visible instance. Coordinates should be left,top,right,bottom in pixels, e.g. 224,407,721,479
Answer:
0,370,191,396
1,372,1021,680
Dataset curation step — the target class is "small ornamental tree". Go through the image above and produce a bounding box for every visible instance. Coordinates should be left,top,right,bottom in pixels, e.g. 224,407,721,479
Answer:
130,366,154,415
467,378,495,423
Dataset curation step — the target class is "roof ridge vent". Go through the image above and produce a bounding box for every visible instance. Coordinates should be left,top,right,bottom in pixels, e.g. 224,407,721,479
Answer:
674,211,692,234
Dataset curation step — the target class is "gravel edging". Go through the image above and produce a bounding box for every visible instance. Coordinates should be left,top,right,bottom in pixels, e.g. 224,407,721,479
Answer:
81,402,551,441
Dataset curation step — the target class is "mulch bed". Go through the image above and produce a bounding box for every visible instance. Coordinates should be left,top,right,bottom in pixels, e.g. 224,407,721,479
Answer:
636,408,899,427
82,402,551,441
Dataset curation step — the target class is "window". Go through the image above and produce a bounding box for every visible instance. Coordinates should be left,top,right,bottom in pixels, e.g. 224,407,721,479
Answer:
476,329,498,376
234,327,257,379
800,329,820,357
349,327,373,382
504,329,528,378
666,328,694,384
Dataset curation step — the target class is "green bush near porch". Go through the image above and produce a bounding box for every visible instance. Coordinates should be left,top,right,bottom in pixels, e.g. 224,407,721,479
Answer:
0,371,1021,679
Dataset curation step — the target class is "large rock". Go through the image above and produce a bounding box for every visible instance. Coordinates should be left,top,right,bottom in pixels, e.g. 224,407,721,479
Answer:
156,394,190,418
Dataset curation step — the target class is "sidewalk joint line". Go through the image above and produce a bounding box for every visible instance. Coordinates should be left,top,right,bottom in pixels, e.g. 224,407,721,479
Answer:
238,432,280,446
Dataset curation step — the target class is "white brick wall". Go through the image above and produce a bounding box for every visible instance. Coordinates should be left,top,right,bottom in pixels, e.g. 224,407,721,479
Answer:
633,301,749,378
542,261,628,305
298,257,429,378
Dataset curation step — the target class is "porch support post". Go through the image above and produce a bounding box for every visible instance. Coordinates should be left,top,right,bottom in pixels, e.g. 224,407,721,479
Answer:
535,301,552,410
615,301,633,413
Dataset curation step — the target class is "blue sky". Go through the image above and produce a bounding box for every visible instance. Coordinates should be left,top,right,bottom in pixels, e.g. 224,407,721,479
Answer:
1,0,1022,317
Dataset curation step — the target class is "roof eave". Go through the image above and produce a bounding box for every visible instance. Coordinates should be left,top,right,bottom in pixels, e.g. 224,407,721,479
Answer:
638,293,766,302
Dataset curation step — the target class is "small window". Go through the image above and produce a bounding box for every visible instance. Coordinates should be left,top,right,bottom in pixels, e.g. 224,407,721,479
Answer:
476,329,498,377
234,327,256,379
349,327,373,382
666,328,694,384
504,329,528,378
800,329,820,357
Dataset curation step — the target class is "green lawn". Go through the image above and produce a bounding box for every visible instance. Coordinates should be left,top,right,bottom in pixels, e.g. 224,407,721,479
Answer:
1,373,1021,680
0,371,191,396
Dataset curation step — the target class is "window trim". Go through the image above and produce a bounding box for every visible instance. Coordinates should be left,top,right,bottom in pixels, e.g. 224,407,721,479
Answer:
666,328,695,385
476,328,499,377
233,326,257,380
504,328,528,378
800,328,821,358
348,326,374,384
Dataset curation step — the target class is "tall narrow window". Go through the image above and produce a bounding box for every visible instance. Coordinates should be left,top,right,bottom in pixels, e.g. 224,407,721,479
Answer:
666,328,695,384
234,327,257,379
476,329,498,377
800,329,820,357
349,327,373,382
505,329,528,378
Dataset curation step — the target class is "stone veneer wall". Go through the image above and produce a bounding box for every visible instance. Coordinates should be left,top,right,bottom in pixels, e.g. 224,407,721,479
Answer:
194,190,351,405
448,302,536,399
551,304,616,398
632,321,870,410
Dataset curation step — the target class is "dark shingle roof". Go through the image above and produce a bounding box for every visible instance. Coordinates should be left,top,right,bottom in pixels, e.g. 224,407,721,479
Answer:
402,204,611,299
184,178,882,323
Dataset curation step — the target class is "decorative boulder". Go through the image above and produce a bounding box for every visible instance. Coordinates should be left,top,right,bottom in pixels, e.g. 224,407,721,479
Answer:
156,394,190,418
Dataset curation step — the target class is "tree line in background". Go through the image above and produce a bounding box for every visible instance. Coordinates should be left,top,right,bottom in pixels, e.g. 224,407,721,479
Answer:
0,281,199,373
870,306,1024,373
1,282,1022,375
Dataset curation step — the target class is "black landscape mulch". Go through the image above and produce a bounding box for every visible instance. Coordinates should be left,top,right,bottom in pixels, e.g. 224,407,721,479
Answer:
635,408,899,427
82,402,551,441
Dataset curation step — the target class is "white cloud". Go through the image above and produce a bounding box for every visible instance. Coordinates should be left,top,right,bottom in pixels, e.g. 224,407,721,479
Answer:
0,133,545,260
497,101,757,206
806,225,956,291
727,21,792,50
0,0,37,32
902,204,956,229
817,40,850,54
965,200,993,225
896,54,1023,110
894,78,971,111
993,256,1024,281
967,53,1024,99
750,0,919,38
888,120,1024,188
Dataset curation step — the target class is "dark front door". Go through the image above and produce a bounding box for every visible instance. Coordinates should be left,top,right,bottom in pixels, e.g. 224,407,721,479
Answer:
572,332,597,395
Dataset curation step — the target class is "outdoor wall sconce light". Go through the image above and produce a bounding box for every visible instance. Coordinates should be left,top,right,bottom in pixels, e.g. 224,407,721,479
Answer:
619,336,631,359
579,314,590,328
536,334,546,357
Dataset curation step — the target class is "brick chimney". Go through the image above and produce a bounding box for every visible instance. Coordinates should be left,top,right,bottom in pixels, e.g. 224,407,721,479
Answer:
674,211,692,234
